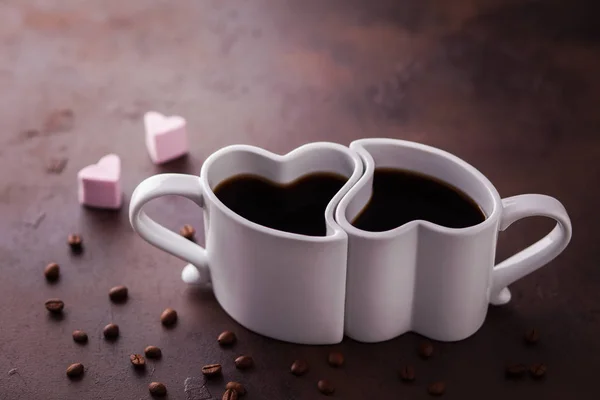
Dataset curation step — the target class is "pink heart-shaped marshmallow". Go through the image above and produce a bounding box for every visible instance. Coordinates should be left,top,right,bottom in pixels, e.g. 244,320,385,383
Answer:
78,154,121,181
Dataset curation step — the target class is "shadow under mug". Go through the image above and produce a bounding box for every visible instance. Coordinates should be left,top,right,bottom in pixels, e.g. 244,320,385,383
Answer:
129,139,572,345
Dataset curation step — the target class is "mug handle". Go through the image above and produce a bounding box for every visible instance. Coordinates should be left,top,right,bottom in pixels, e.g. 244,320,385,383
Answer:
490,194,572,305
129,174,211,285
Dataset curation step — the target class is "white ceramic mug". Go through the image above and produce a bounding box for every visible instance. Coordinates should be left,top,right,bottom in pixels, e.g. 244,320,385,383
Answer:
129,142,363,345
335,138,572,343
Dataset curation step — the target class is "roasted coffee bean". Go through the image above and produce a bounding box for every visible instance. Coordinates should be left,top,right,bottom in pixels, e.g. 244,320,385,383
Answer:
66,363,84,379
202,364,222,378
505,363,527,379
67,234,83,252
428,381,445,396
45,298,64,313
418,340,434,358
290,359,309,376
160,308,178,326
234,355,254,370
530,363,547,379
218,331,237,346
44,262,60,281
524,328,540,345
103,323,119,340
72,330,88,344
145,345,162,359
327,351,344,367
149,382,167,397
222,388,238,400
109,285,128,303
317,379,335,395
180,224,196,240
399,365,416,382
130,354,146,368
226,382,246,396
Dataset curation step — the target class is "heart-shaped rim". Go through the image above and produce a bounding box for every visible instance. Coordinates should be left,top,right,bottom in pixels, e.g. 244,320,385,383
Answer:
144,111,186,136
335,138,502,238
200,142,364,242
78,153,121,182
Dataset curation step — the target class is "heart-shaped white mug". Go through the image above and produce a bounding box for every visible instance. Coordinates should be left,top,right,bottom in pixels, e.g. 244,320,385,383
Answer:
130,142,363,344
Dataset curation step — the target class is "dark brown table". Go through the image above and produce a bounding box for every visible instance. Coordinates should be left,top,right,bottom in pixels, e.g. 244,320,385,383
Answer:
2,0,599,399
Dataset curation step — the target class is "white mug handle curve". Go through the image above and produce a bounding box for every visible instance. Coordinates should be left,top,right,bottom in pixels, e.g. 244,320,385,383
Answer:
490,194,572,305
129,173,211,285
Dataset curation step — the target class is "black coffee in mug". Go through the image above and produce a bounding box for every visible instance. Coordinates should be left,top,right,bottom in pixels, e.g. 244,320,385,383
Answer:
213,173,348,236
352,168,485,232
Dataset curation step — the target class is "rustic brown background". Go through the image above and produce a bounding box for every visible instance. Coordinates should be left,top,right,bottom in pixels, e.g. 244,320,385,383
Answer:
1,0,599,399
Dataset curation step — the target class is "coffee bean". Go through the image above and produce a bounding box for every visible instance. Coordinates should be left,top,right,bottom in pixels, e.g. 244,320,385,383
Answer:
72,330,88,344
145,345,162,359
180,224,196,240
103,323,119,340
290,359,309,376
428,381,445,396
505,363,527,379
149,382,167,397
218,330,237,346
109,285,128,303
418,340,434,358
160,308,178,326
202,364,222,378
524,328,540,345
399,365,416,382
234,355,254,370
44,262,60,282
130,354,146,368
67,234,82,252
66,363,84,379
45,298,64,313
530,363,547,379
226,382,246,396
327,351,344,367
317,379,335,395
222,388,238,400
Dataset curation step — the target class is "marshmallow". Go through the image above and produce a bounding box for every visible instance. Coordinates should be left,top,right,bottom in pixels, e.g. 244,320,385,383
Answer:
77,154,122,209
144,111,188,164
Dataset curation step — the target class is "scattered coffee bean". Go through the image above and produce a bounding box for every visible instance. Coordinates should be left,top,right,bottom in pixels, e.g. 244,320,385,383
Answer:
530,363,547,379
524,328,540,345
130,354,146,368
45,298,64,313
218,330,237,346
399,365,416,382
226,382,246,396
418,340,434,358
180,224,196,240
72,330,88,344
202,364,222,378
222,388,238,400
505,363,527,379
160,308,178,326
290,359,309,376
428,381,445,396
327,351,344,367
108,285,128,303
317,379,335,395
67,234,83,252
145,345,162,359
66,363,84,379
103,323,119,340
149,382,167,397
44,262,60,282
234,355,254,370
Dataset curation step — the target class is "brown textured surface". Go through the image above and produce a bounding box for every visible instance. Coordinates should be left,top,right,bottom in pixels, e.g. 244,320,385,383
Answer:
1,0,599,399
